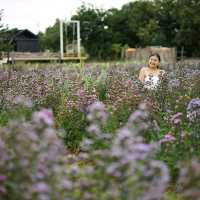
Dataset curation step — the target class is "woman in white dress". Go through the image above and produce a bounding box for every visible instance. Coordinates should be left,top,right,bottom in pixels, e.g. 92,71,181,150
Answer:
138,53,165,90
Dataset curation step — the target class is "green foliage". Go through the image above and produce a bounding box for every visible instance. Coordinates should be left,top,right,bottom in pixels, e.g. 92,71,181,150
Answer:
0,62,200,197
72,4,114,60
0,9,5,35
0,9,9,52
101,104,133,134
163,190,184,200
37,1,200,59
174,0,200,56
38,19,60,52
56,108,88,152
0,105,32,126
111,43,123,59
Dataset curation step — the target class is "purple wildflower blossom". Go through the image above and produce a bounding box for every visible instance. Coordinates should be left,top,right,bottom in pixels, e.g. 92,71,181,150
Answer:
170,112,183,125
159,133,176,144
33,108,54,126
187,98,200,122
32,182,50,193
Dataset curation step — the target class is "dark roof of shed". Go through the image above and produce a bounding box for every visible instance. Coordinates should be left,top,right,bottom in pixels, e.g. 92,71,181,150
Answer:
12,29,37,39
0,29,38,43
10,29,38,43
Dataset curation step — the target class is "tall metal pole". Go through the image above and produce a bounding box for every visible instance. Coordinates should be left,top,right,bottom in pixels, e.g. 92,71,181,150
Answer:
70,20,81,58
60,19,64,59
77,21,81,58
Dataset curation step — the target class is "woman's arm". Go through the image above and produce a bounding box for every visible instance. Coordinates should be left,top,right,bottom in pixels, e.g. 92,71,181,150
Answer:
138,67,146,83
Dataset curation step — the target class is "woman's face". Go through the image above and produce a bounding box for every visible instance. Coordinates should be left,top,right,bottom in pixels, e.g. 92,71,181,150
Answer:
148,55,160,69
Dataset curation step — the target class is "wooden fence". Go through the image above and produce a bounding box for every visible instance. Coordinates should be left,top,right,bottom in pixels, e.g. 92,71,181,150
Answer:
123,47,176,64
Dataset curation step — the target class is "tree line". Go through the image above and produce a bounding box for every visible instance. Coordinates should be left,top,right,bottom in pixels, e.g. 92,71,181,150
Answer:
1,0,200,60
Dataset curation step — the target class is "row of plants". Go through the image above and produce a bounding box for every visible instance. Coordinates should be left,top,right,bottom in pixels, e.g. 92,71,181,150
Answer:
0,61,200,199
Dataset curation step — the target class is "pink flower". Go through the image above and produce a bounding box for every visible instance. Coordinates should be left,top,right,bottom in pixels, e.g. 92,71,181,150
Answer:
0,175,6,182
159,133,176,144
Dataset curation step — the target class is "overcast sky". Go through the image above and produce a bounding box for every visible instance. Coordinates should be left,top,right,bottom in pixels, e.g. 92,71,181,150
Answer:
1,0,132,34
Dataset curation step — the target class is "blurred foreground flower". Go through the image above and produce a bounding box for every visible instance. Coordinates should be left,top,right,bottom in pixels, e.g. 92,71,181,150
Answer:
0,109,68,199
0,175,6,194
75,102,170,200
33,108,54,126
177,158,200,200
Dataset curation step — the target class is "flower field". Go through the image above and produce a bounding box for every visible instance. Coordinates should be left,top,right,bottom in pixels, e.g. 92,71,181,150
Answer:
0,61,200,199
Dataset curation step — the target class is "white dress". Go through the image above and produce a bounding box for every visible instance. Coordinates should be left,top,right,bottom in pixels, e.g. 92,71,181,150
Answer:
144,75,160,90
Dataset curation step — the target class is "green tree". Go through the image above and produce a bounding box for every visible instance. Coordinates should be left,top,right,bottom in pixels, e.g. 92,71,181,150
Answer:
105,8,130,46
154,0,179,46
175,0,200,57
154,0,200,57
38,19,60,52
39,0,200,59
0,9,9,52
124,1,158,47
71,4,114,60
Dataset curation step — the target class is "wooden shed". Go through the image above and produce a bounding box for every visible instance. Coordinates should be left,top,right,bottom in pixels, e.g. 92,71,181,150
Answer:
6,29,40,52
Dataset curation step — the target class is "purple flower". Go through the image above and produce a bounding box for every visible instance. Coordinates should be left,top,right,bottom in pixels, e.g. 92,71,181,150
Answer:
13,95,33,108
60,179,73,190
135,143,152,153
88,101,105,111
87,101,108,126
170,112,183,125
87,124,101,135
0,186,6,194
177,158,200,199
33,108,54,126
116,127,132,141
32,182,50,193
168,78,180,89
187,98,200,122
159,133,176,144
0,175,6,182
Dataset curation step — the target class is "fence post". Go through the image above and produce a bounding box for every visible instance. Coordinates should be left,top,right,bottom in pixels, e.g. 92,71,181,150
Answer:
181,46,184,62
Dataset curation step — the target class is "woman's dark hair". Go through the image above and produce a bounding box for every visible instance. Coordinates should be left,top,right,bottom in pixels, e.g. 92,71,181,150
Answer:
149,53,161,62
148,53,161,68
